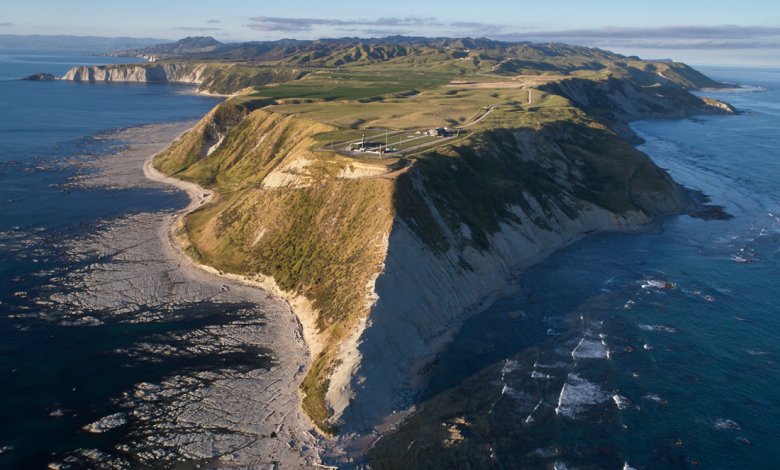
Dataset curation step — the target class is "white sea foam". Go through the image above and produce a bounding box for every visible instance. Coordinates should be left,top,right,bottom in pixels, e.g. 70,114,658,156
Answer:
638,324,676,333
612,394,630,410
525,400,544,424
531,371,553,379
555,373,609,419
501,359,520,374
746,349,770,356
714,418,741,430
571,338,610,360
533,361,568,369
641,279,676,290
643,393,667,405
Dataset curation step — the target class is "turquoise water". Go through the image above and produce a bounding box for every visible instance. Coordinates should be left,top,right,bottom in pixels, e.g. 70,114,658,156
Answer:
375,66,780,468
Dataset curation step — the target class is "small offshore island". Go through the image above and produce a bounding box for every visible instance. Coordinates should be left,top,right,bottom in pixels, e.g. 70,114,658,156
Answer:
41,35,737,466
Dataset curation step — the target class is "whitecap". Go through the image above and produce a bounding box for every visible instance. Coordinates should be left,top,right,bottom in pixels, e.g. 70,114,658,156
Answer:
525,400,543,424
612,394,630,410
638,324,676,333
644,394,667,405
571,338,610,360
714,418,740,430
555,373,609,419
746,349,770,356
533,361,568,369
641,279,676,290
531,371,552,379
501,359,521,374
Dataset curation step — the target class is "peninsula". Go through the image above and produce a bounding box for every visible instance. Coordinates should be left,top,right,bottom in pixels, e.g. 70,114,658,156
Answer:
57,36,735,441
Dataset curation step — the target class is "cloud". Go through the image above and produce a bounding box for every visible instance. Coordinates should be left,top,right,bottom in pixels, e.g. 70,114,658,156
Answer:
501,25,780,49
244,16,502,38
176,26,223,32
246,16,442,33
206,19,220,24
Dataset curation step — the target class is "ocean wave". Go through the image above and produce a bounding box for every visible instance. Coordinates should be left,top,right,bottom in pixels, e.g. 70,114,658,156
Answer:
531,371,553,379
571,338,610,360
714,418,741,430
643,393,667,405
641,279,677,290
612,394,630,410
746,349,771,356
533,361,568,369
501,359,521,374
638,323,676,333
555,373,609,419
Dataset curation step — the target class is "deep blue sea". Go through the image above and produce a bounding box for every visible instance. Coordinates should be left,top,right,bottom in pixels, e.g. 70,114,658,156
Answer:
375,66,780,468
0,51,222,467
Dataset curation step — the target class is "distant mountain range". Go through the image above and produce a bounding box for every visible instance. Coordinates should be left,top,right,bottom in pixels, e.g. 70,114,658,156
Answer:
111,35,639,67
0,34,167,51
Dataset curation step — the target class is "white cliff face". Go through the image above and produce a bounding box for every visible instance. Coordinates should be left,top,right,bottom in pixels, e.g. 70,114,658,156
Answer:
61,64,207,85
326,184,678,433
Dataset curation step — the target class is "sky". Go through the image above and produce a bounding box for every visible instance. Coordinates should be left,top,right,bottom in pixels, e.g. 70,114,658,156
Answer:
2,0,780,65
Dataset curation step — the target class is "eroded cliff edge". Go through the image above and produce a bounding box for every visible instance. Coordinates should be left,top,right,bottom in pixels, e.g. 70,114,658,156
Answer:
148,55,734,435
60,63,307,94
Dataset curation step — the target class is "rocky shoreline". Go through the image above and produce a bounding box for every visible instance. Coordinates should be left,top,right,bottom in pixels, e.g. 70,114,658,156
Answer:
47,122,325,468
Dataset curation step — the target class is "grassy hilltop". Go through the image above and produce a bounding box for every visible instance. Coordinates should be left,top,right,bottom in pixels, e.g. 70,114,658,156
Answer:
150,37,733,432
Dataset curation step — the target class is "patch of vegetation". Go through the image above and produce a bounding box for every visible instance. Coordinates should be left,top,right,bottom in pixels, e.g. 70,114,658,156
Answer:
251,70,448,102
200,66,308,94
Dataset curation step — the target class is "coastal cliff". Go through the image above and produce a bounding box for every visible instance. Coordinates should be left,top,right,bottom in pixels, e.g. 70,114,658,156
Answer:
60,63,308,94
136,36,738,435
332,122,690,430
151,79,730,435
62,63,206,84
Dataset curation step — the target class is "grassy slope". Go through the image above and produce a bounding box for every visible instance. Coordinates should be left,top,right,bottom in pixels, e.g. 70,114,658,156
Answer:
152,44,728,432
154,101,395,432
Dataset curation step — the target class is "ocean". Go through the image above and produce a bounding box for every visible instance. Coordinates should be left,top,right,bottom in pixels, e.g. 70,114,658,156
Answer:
371,66,780,469
0,51,243,468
